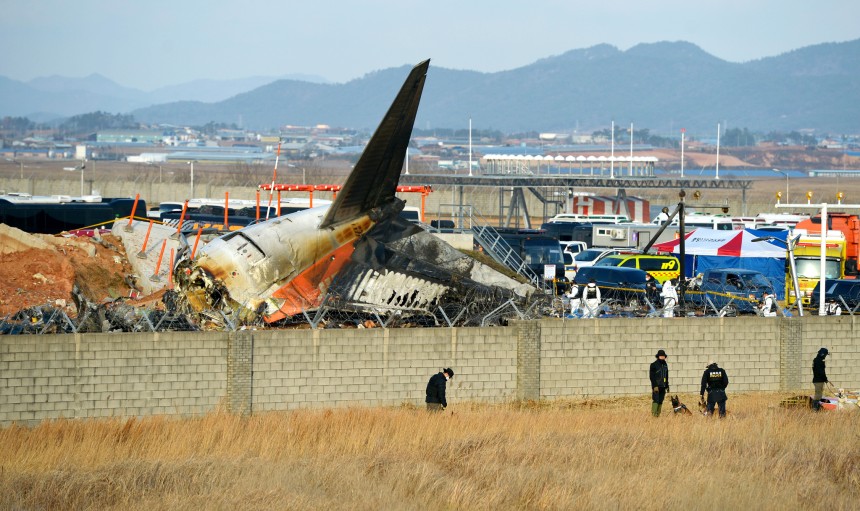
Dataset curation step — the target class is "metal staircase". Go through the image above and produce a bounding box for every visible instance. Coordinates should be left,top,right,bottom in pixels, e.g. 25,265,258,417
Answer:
469,211,543,290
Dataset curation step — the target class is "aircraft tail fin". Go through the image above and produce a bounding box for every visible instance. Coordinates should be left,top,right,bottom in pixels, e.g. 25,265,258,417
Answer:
320,59,429,229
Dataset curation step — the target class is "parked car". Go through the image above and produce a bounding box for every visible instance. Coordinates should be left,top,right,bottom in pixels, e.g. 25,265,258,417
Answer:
809,279,860,311
561,241,588,257
573,266,649,305
593,254,680,284
570,248,620,274
689,268,775,315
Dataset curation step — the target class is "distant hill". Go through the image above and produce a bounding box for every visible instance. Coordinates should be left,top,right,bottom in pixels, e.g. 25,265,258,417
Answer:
130,39,860,134
0,73,329,120
2,40,858,134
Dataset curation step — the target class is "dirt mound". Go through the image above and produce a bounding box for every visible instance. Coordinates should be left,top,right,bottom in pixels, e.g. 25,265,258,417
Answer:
0,225,136,317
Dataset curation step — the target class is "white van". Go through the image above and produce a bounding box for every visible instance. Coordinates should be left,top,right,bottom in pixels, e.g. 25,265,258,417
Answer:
549,213,630,224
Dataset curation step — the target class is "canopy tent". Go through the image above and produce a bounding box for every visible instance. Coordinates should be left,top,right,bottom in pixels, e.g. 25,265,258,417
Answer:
652,228,789,299
651,228,788,257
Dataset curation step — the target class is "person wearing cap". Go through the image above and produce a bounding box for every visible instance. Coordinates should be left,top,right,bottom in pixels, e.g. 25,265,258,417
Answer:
426,368,454,411
812,348,829,411
826,299,842,316
759,291,777,317
649,349,670,417
700,360,730,418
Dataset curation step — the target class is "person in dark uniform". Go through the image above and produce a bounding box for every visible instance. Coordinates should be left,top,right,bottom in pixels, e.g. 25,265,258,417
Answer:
426,368,454,411
649,349,669,417
644,273,659,306
812,347,829,411
700,360,729,418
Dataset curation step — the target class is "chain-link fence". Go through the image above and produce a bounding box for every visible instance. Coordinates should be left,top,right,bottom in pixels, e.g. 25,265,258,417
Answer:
2,283,854,335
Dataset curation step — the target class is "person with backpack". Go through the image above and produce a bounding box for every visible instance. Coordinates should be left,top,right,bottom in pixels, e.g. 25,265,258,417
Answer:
581,279,601,318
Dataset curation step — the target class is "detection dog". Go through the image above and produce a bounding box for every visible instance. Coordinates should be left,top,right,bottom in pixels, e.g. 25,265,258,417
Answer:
671,395,693,415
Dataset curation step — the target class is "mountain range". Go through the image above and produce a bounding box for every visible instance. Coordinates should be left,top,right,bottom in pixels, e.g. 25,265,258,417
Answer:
2,40,858,134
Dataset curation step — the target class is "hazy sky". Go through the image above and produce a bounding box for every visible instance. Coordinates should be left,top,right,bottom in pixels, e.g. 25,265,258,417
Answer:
2,0,859,90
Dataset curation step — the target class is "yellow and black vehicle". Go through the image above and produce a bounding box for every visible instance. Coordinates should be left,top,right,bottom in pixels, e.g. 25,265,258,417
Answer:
592,254,680,283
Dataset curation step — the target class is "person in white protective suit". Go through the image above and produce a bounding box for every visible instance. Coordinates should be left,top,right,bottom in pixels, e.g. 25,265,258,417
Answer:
581,279,601,318
759,291,778,317
660,279,678,318
825,298,842,316
566,283,581,316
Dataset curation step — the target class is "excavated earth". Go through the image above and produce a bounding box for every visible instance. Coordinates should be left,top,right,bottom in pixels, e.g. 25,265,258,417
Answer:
0,224,136,317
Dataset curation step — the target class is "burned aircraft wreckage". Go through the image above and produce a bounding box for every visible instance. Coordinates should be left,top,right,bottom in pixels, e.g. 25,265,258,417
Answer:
2,60,538,334
155,59,536,330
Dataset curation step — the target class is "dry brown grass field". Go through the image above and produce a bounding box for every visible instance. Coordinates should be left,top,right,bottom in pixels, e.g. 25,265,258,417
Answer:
1,393,858,510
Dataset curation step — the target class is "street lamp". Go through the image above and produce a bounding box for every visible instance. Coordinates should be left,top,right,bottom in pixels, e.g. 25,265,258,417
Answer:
186,161,195,198
752,234,803,316
772,168,788,203
77,159,87,196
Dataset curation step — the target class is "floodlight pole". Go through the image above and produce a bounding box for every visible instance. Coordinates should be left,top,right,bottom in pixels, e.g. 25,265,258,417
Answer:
776,201,860,316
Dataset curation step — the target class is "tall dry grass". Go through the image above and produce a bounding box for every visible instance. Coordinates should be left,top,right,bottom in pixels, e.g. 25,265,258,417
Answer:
1,394,857,510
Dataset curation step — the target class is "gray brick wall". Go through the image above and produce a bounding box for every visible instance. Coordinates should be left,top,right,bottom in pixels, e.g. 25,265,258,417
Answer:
1,317,857,425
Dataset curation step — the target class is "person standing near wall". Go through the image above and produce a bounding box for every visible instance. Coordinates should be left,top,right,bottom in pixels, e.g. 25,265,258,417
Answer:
426,368,454,411
649,349,669,417
812,348,829,411
581,279,601,318
660,279,678,318
700,360,729,418
644,273,659,307
566,283,581,316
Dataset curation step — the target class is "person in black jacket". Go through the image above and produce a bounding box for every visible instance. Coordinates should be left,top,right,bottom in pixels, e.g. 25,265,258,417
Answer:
700,361,729,418
812,347,829,411
426,368,454,411
649,350,669,417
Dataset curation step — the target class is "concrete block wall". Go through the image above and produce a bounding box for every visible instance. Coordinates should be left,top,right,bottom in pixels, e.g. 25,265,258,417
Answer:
0,332,228,425
540,317,780,398
1,317,857,425
800,316,859,390
251,326,517,412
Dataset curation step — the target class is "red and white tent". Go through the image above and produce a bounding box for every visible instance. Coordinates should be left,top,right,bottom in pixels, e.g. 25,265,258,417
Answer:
651,228,786,258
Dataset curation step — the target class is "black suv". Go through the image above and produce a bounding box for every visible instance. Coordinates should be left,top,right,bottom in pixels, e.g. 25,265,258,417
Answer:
809,279,860,310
